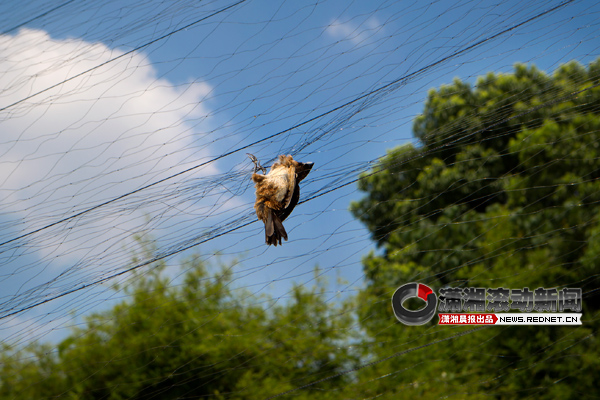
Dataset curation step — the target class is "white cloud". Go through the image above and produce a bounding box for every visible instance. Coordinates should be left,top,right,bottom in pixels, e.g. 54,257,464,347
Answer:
0,29,215,199
325,17,382,46
0,29,235,329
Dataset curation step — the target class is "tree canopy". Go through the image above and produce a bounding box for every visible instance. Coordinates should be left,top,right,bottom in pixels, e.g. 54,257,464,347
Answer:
0,243,358,399
350,58,600,398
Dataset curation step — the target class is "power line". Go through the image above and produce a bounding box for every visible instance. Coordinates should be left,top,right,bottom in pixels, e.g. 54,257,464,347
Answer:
1,0,77,35
0,0,574,252
2,76,596,320
0,0,248,113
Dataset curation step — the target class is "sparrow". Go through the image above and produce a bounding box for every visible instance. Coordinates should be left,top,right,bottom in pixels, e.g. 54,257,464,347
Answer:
248,154,314,246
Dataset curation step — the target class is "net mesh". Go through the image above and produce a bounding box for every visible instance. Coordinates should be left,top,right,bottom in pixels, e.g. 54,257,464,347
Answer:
0,0,598,398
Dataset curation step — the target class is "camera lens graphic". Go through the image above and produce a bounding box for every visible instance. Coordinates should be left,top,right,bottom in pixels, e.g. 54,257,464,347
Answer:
391,283,437,325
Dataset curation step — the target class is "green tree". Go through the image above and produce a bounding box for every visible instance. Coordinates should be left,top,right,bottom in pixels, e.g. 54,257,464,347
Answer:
0,242,358,399
350,59,600,399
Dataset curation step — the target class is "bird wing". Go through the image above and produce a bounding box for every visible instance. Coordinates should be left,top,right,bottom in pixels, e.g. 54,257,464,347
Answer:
265,207,274,237
282,166,296,209
277,183,299,222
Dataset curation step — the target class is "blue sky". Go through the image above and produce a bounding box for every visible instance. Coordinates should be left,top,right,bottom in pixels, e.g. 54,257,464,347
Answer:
0,0,598,344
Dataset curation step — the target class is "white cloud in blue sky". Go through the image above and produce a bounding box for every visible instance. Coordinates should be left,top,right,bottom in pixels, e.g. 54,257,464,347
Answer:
0,28,246,343
325,17,383,46
0,28,223,262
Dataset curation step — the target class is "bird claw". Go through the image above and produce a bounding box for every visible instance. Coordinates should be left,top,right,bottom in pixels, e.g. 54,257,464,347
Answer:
247,153,267,174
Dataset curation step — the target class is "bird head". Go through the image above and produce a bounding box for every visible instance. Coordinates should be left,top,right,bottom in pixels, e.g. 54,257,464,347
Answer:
294,161,313,182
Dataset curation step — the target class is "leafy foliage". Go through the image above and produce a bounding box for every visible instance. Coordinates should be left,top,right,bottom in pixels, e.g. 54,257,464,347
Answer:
350,59,600,398
0,243,358,399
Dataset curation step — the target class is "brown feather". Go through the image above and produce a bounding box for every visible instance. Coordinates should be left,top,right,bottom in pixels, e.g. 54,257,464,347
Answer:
251,154,313,246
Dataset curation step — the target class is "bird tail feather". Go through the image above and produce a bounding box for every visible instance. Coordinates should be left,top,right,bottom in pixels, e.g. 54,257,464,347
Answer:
265,209,288,246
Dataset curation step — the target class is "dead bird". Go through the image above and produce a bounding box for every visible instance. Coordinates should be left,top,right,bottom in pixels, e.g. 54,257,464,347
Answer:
249,154,313,246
